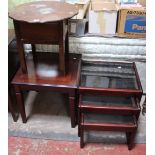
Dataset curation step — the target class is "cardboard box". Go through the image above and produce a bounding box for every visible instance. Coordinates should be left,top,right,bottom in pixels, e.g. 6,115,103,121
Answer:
68,19,88,35
88,2,118,35
66,0,90,19
138,0,146,7
117,7,146,38
95,0,116,2
115,0,138,4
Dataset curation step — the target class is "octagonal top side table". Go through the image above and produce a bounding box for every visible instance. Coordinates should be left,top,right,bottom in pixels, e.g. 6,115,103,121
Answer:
9,1,78,74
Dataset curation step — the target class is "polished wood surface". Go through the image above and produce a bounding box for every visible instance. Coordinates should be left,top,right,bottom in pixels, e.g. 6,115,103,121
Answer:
8,38,20,122
12,52,81,128
9,1,78,23
78,60,142,150
80,113,137,150
79,95,140,115
79,61,143,97
12,52,81,87
13,19,69,73
9,1,77,73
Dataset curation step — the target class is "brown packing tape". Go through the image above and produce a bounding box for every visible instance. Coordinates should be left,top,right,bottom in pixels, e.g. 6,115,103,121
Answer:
91,2,118,11
118,9,128,34
97,12,105,33
138,0,146,7
75,0,90,19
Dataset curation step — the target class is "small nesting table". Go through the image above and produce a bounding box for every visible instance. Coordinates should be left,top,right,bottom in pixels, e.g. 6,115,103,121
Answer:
78,61,143,149
9,1,78,74
12,52,81,128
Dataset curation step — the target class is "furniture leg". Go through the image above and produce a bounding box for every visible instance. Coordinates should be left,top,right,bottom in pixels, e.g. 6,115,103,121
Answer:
59,40,65,73
78,108,81,137
31,44,36,59
126,131,136,150
65,20,69,59
80,113,84,148
13,20,27,73
78,94,81,137
15,90,27,123
8,94,18,122
69,95,76,128
142,96,146,115
59,21,66,73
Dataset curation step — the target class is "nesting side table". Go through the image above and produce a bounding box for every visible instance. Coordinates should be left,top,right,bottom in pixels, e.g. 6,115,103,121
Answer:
78,61,143,149
12,52,81,128
9,1,78,74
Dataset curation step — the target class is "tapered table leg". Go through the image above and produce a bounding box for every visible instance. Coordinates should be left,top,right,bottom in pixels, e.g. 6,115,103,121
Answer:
8,94,18,122
126,131,136,150
69,95,76,128
80,114,84,148
78,108,81,137
15,90,27,123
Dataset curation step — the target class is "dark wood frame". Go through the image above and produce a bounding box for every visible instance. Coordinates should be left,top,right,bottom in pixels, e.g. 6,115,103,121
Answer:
8,38,20,122
78,60,143,149
13,84,77,127
13,20,69,74
79,61,143,97
80,113,138,150
11,53,81,128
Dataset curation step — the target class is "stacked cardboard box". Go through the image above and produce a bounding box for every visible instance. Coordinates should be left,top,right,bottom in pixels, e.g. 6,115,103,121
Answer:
117,3,146,38
66,0,90,35
87,0,146,38
72,0,90,19
66,0,146,38
138,0,146,7
115,0,138,4
88,0,118,35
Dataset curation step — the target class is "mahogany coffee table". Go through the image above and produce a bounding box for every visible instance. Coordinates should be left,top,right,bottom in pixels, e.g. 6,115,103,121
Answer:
11,52,81,128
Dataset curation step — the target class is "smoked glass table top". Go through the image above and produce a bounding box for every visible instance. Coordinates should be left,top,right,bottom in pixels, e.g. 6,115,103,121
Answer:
81,95,136,107
80,61,139,90
84,113,135,125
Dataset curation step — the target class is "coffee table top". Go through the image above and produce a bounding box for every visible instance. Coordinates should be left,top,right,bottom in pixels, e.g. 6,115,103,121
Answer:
12,52,81,89
9,1,78,23
80,61,142,91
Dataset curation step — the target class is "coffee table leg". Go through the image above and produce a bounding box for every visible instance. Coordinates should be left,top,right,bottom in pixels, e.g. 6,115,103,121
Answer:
126,131,136,150
80,113,84,148
8,94,18,122
69,95,77,128
31,44,36,59
15,89,27,123
78,108,81,137
59,21,65,74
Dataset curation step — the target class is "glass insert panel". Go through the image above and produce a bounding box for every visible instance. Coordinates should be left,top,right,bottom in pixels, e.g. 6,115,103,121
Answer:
82,95,136,107
84,113,134,125
80,62,138,89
